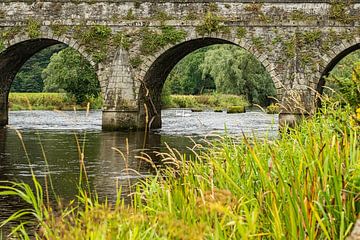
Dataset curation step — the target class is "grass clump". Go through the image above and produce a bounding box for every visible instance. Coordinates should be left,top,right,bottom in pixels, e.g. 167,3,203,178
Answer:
227,105,246,114
9,93,102,110
266,103,281,114
1,104,359,239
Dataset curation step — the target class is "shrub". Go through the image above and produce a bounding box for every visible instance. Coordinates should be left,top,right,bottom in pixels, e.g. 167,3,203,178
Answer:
227,105,246,114
266,103,281,114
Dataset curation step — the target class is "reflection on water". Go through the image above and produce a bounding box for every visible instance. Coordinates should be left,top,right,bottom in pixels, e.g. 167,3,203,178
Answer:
0,109,278,228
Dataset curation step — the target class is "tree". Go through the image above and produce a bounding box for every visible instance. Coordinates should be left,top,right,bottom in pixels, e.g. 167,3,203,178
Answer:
165,47,216,95
200,45,276,106
164,45,276,106
11,44,66,92
42,48,100,104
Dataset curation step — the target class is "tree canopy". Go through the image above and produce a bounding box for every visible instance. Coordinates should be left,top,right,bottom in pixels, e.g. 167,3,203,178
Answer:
165,45,276,106
11,44,66,93
42,48,100,104
326,50,360,106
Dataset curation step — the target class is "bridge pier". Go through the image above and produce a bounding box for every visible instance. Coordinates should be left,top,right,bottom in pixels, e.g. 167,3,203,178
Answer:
102,110,140,131
279,113,309,129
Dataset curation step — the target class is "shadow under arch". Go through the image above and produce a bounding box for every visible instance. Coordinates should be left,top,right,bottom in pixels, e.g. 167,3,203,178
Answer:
138,37,277,129
318,42,360,97
0,38,98,126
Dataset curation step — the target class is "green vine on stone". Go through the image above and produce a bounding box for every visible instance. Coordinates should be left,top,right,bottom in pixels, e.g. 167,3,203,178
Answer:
329,0,353,23
50,25,69,37
130,56,143,69
139,26,187,55
74,25,112,63
26,18,41,39
251,36,265,51
112,32,131,51
236,27,247,39
196,11,226,36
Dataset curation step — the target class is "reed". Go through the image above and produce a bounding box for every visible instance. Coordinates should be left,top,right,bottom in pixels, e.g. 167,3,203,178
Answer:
0,103,359,239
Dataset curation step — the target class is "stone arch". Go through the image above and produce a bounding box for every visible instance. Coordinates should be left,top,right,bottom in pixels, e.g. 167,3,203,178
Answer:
136,34,281,129
0,32,100,126
318,39,360,96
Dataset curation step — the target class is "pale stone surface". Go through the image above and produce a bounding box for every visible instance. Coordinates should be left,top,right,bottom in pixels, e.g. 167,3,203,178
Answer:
348,219,360,240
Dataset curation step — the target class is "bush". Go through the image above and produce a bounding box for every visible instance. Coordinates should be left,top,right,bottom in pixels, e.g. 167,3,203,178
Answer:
266,103,280,114
227,105,246,114
171,95,198,108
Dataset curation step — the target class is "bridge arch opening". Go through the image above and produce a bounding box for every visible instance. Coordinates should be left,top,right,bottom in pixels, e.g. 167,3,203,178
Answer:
318,43,360,106
139,37,277,129
0,38,101,128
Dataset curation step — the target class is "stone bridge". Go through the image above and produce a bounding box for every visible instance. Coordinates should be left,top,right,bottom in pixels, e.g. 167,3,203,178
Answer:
0,0,359,130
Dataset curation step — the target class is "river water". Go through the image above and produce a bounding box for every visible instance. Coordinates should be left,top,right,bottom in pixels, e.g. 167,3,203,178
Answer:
0,109,278,228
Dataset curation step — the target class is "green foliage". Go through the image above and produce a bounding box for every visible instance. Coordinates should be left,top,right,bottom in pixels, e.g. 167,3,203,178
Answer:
299,30,322,45
153,10,172,22
112,31,131,50
129,56,143,69
251,36,265,51
200,45,276,106
26,18,41,39
8,93,102,110
75,25,112,63
266,103,281,114
283,38,296,58
11,44,66,93
125,9,136,20
326,50,360,106
290,10,307,21
196,11,223,36
42,48,100,104
243,3,263,12
166,47,215,95
139,26,187,55
227,105,245,114
329,0,352,23
208,3,219,12
236,27,247,39
50,25,70,37
165,45,276,106
0,26,21,52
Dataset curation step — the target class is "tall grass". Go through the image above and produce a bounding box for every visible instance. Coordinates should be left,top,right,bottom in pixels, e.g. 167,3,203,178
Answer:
0,104,359,239
9,93,102,111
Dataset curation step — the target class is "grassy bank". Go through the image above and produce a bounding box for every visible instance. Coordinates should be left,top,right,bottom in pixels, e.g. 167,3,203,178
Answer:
0,105,359,239
9,93,253,112
9,93,102,111
163,94,249,110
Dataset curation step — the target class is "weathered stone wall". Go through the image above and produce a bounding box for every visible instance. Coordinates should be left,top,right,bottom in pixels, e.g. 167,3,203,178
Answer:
0,1,359,129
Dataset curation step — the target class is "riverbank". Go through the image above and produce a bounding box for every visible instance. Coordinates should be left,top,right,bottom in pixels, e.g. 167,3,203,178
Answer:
163,94,249,110
0,104,359,239
9,93,102,111
9,93,251,112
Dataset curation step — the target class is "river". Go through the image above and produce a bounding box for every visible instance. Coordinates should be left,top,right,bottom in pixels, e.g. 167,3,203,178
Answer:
0,109,278,229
